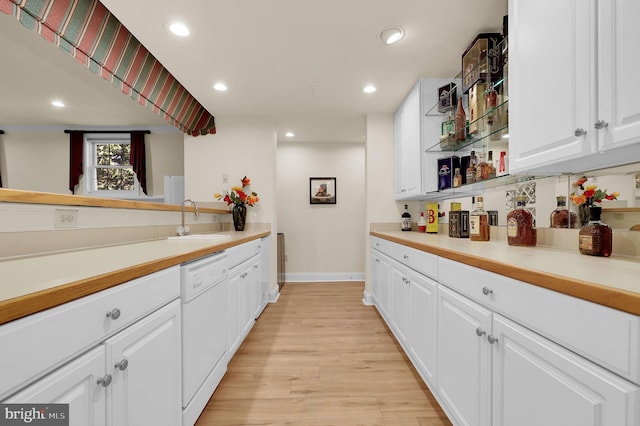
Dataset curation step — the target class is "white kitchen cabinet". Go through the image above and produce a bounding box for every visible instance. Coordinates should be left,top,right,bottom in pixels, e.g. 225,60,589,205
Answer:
492,314,640,426
4,346,106,426
509,0,640,174
105,300,182,426
3,299,182,426
369,247,391,321
437,285,492,426
394,78,451,200
258,235,271,314
389,260,409,345
407,268,438,388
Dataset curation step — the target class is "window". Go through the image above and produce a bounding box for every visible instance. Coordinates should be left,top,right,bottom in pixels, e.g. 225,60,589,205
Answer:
84,133,140,197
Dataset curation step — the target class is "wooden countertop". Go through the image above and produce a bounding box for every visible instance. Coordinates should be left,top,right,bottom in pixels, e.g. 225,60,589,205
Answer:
0,230,270,325
371,230,640,316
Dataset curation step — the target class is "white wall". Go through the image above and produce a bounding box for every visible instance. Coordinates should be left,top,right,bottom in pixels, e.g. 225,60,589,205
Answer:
184,116,278,291
277,141,365,281
0,130,183,196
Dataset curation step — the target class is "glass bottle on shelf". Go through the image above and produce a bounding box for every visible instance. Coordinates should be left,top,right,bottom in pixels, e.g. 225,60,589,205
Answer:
453,168,462,187
476,152,489,181
470,196,490,241
507,195,537,246
455,97,466,141
496,150,508,176
401,204,412,231
466,150,477,184
550,195,578,229
485,83,498,125
487,151,496,179
579,203,612,257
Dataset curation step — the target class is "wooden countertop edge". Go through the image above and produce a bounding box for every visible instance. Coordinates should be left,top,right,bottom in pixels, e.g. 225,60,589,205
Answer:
0,188,230,214
0,231,270,325
371,231,640,316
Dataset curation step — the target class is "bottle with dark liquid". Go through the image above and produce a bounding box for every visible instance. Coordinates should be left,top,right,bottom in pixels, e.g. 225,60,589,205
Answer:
401,204,412,231
470,196,490,241
579,204,612,257
466,150,477,184
550,195,578,229
507,196,537,246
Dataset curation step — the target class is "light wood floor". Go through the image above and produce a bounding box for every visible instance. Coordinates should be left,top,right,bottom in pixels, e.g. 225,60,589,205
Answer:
195,282,452,426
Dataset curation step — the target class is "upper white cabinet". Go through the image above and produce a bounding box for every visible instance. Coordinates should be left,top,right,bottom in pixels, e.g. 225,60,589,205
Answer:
509,0,640,174
394,78,450,200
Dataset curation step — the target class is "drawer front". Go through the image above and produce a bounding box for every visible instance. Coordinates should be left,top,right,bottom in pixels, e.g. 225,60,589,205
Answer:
371,237,437,279
181,252,228,301
227,240,259,269
438,257,640,385
0,266,180,399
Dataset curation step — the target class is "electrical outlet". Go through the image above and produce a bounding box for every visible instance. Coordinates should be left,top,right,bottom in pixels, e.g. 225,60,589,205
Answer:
54,209,78,228
222,173,229,184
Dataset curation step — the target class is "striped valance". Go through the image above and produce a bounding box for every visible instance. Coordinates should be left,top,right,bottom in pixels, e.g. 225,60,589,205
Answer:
0,0,216,136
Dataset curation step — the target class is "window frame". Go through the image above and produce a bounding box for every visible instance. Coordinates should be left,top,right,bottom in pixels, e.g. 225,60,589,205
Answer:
83,133,142,199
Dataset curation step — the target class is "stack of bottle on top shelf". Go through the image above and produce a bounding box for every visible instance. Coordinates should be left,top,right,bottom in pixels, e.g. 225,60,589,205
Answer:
437,149,508,191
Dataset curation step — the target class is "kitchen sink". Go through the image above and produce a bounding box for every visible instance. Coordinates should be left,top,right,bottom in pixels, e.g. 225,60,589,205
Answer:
167,234,231,242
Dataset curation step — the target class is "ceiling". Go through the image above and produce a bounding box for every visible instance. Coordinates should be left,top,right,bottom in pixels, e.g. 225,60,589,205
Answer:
1,0,507,142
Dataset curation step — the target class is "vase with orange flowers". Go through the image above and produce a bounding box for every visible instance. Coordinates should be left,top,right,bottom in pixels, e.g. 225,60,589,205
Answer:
569,176,619,226
214,176,259,231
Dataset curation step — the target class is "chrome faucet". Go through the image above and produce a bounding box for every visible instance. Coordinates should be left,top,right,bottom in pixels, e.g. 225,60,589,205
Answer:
178,199,199,236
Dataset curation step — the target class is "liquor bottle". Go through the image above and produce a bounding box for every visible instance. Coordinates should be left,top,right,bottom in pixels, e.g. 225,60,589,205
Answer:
496,150,508,177
466,150,477,184
579,204,612,257
418,212,427,233
550,195,578,229
452,168,462,187
485,83,498,125
507,196,537,246
454,97,466,141
487,151,496,179
427,203,439,233
401,204,412,231
470,196,490,241
476,152,489,181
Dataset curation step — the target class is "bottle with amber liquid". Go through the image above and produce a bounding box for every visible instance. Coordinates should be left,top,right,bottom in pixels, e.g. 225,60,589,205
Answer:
466,150,477,184
476,152,489,181
550,195,578,228
579,203,612,257
507,195,537,246
455,97,466,141
470,196,490,241
452,168,462,187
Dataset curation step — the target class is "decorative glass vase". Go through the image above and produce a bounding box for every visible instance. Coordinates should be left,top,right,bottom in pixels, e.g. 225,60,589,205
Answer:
232,204,247,231
578,203,591,226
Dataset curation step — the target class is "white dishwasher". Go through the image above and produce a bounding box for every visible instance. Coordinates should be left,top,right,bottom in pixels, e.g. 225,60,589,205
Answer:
181,251,228,426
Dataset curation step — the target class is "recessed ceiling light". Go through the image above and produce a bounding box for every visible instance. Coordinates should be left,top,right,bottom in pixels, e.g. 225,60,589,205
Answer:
168,22,190,37
379,26,404,45
363,85,377,94
285,132,295,138
51,100,65,107
213,82,228,92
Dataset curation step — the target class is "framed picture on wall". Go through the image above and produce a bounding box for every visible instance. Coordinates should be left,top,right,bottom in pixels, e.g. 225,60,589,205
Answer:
310,177,336,204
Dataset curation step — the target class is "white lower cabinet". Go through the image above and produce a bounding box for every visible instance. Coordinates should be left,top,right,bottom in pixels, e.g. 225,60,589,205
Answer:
370,237,640,426
437,285,492,426
492,314,639,426
4,300,182,426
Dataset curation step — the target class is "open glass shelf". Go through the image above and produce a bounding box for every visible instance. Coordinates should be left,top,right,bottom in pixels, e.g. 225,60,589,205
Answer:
420,174,536,201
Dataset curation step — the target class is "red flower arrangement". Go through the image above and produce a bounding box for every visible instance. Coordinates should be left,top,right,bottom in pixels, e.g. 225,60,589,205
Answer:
569,176,619,206
214,176,259,207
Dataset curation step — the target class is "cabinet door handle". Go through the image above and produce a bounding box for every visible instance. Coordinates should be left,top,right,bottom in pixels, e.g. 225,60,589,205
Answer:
106,308,121,320
97,374,112,387
487,335,499,344
254,264,259,269
482,287,493,296
115,359,129,371
594,120,609,130
475,327,487,337
574,128,587,137
403,255,409,260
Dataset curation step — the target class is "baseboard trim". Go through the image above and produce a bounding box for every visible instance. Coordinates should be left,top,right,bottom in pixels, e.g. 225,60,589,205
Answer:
362,291,376,306
284,272,365,282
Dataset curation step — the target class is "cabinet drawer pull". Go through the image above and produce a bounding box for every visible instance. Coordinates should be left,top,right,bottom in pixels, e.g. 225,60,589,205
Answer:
115,359,129,371
403,254,409,260
106,308,121,320
487,335,499,344
97,374,112,387
574,128,587,137
475,327,487,337
482,287,493,296
594,120,609,130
